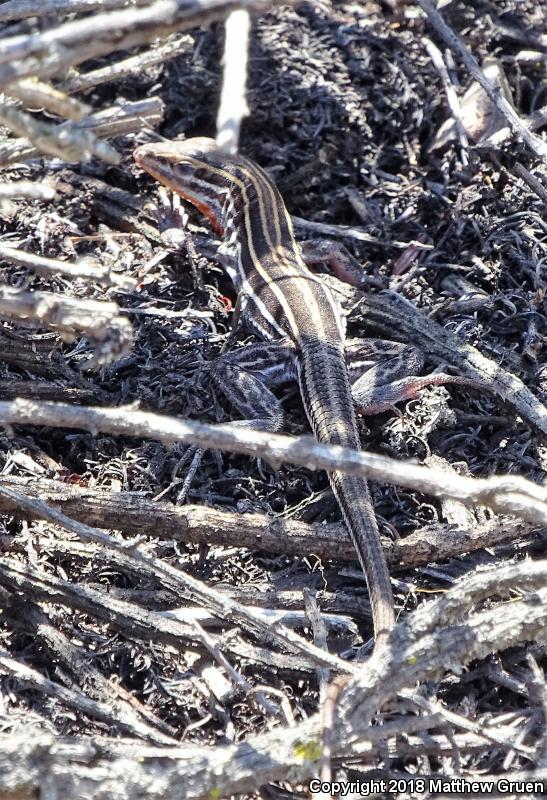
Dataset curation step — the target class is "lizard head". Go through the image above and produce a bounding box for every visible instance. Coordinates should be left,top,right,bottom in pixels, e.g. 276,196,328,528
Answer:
134,138,232,234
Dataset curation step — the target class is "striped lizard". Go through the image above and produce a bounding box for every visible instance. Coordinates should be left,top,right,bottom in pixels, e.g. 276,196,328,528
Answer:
134,138,471,650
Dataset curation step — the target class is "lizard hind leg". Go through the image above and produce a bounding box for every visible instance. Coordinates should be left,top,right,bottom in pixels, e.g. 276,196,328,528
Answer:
346,337,482,416
346,337,425,415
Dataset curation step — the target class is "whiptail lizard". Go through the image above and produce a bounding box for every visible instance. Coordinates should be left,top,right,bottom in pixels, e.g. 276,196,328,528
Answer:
134,138,474,649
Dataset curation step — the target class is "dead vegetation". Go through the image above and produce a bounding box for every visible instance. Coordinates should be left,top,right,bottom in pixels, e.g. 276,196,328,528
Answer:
0,0,546,798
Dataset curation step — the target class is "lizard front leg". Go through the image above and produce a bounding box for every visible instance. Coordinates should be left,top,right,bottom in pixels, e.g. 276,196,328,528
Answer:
210,341,298,432
174,342,297,503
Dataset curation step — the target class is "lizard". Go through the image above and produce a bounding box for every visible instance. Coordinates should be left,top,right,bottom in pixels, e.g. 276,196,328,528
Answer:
134,137,475,650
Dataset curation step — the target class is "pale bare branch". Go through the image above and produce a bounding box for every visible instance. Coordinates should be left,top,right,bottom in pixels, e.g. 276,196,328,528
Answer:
417,0,547,159
216,9,251,153
0,399,545,524
0,292,133,366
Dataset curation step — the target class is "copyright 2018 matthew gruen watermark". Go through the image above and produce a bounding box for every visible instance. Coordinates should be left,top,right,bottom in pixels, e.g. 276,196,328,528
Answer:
309,777,545,796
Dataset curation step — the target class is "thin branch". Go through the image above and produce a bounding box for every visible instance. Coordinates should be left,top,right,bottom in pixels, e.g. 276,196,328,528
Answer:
327,280,547,435
402,560,547,641
422,36,469,163
0,98,164,167
2,559,547,797
165,604,357,635
0,641,176,745
0,731,543,800
0,102,120,164
58,33,192,95
292,215,434,249
513,162,547,208
191,620,283,718
0,485,356,676
0,245,136,288
0,554,325,676
0,476,539,568
0,398,545,524
3,595,176,745
340,563,547,735
416,0,547,159
0,0,289,88
0,0,149,22
0,291,133,367
0,182,56,200
5,78,91,120
216,9,251,153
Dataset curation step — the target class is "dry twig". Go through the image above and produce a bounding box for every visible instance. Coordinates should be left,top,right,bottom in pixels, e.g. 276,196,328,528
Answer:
0,291,133,366
329,281,547,435
0,103,120,164
0,244,136,288
417,0,547,159
0,639,176,745
0,484,356,675
216,9,251,153
0,0,290,87
0,476,539,568
423,37,469,162
5,78,91,120
0,399,545,524
58,34,192,95
1,560,547,797
0,181,56,200
0,98,164,167
0,0,148,22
